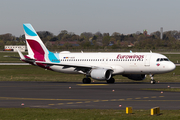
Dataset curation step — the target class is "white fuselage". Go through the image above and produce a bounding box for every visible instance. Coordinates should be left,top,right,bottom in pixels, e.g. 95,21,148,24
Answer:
48,52,176,75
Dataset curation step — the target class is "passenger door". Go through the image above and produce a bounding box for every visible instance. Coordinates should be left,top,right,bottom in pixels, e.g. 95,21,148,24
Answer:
144,55,151,66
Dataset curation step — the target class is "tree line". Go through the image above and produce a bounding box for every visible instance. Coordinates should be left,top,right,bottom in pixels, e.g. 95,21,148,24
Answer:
1,29,180,51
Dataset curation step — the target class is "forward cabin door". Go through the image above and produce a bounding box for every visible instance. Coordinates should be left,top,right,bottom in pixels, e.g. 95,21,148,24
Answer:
144,55,151,66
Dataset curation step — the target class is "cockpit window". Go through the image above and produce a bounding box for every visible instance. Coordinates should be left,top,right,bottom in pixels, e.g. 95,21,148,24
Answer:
164,58,169,61
156,58,169,62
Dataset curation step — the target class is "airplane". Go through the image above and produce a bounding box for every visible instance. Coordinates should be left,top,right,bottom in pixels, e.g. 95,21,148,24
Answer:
17,23,176,84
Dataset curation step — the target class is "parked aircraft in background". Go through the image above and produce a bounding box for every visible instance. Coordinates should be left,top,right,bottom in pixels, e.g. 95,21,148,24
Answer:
17,23,176,84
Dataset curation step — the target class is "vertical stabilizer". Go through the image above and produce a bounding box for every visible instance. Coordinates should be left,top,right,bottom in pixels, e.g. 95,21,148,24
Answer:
23,23,49,61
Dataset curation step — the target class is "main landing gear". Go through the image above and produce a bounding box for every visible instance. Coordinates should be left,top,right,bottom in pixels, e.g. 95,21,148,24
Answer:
82,77,115,84
150,74,156,84
106,78,115,83
82,77,91,84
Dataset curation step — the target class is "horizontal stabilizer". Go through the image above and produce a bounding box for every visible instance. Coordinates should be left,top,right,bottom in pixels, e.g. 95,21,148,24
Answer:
16,48,25,60
3,55,20,59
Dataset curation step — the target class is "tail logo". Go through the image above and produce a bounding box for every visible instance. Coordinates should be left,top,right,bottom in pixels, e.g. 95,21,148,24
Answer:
23,23,60,63
23,24,37,36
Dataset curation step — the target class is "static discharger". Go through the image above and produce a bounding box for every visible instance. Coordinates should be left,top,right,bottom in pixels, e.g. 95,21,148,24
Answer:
126,106,133,114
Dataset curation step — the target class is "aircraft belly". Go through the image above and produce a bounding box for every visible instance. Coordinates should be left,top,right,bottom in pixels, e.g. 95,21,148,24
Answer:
50,65,79,74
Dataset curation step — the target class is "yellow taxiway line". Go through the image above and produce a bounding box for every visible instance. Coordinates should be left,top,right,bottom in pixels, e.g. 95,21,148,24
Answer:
77,84,108,86
0,97,90,101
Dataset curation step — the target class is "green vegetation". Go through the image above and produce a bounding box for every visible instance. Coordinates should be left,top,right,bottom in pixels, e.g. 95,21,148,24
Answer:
0,65,81,82
1,29,180,51
0,108,179,120
0,65,180,82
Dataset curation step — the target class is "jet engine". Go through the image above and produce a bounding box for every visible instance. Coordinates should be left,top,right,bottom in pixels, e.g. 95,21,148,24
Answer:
90,68,111,80
123,74,146,81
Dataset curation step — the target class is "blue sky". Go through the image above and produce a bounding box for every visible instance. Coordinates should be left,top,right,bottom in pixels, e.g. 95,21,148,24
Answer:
0,0,180,36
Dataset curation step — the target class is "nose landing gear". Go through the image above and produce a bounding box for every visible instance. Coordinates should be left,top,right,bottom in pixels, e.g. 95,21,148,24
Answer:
150,74,156,84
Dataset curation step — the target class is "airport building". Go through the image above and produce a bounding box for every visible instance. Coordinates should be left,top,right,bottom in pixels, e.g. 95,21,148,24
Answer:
4,45,27,52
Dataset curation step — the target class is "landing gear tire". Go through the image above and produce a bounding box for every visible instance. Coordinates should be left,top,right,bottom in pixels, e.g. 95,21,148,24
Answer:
151,80,156,84
107,78,115,84
82,78,91,84
150,74,156,84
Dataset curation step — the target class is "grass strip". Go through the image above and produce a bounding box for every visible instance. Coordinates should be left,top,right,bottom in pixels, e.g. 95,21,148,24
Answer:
0,108,180,120
0,65,180,82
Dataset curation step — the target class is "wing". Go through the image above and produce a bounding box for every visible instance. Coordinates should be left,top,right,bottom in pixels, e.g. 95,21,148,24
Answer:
35,61,96,74
35,61,93,68
35,61,116,75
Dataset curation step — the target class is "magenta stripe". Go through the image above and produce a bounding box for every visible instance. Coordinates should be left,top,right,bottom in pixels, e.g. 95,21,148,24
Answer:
27,39,45,61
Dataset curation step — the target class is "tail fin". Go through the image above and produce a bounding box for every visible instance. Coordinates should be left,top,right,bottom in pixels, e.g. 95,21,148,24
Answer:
23,23,49,61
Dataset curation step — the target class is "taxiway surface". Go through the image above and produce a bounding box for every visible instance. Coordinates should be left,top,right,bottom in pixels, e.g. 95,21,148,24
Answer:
0,82,180,110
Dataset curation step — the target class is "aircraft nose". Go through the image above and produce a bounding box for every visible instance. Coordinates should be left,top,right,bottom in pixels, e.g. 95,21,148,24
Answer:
168,62,176,71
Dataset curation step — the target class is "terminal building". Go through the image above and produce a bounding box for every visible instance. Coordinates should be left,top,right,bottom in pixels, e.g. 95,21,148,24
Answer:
4,45,27,52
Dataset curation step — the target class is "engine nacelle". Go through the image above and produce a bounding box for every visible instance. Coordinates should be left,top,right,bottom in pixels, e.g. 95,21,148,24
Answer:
90,68,111,80
123,74,146,81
